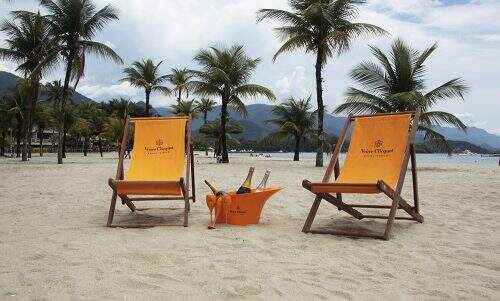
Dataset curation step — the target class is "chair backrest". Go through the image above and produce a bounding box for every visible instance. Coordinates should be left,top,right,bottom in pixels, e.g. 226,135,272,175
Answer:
125,117,188,181
336,113,412,189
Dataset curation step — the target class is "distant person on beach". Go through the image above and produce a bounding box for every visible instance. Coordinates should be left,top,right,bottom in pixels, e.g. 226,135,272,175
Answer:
125,145,132,159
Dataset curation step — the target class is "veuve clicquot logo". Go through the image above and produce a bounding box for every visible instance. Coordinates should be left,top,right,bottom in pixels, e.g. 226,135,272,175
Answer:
144,139,174,154
360,139,394,156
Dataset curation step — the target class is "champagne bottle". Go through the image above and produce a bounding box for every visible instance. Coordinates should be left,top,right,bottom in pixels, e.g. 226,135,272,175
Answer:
255,170,271,191
204,180,226,196
236,167,254,194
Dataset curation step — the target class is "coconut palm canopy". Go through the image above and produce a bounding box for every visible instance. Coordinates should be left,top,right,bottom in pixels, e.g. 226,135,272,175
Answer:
169,68,194,102
192,44,275,163
121,59,171,116
334,38,469,146
199,118,243,156
0,11,56,161
268,96,317,161
169,99,199,119
34,0,123,164
195,98,216,122
257,0,386,167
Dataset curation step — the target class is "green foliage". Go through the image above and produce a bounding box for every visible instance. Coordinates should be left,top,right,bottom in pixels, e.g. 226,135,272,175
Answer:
168,68,194,101
169,99,199,119
199,118,243,153
268,96,316,140
195,98,216,122
192,44,275,162
120,59,171,115
257,0,386,63
334,38,469,150
267,96,316,160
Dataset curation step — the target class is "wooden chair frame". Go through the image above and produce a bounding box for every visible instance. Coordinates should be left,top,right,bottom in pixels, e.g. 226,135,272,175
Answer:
302,109,423,240
107,116,196,228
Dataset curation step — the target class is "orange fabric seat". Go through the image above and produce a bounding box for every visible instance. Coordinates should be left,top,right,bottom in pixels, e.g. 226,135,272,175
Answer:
113,180,182,196
306,113,411,193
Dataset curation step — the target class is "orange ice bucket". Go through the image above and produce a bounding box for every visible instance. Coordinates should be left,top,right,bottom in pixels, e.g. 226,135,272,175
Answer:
206,187,282,225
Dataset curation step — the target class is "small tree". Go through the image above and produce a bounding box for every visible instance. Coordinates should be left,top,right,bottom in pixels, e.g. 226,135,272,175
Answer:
268,96,316,161
121,59,171,116
195,98,216,156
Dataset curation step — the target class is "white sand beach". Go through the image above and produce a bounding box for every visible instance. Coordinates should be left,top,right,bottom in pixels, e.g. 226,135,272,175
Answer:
0,153,499,300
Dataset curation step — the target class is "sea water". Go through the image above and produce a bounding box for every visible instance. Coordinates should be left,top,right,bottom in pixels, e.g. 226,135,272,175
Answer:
230,152,499,166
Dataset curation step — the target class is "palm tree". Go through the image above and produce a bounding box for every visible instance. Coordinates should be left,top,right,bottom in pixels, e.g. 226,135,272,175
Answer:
70,117,91,156
169,68,194,103
103,116,131,155
334,39,469,149
33,102,53,156
0,11,55,161
45,80,73,157
120,59,171,116
195,98,216,124
195,98,216,155
199,118,243,159
4,81,29,157
268,96,316,161
257,0,386,167
77,102,103,156
39,0,123,164
169,99,199,118
0,95,17,157
192,44,275,163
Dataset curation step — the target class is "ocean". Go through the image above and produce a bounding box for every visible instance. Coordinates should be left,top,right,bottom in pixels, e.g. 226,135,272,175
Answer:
229,152,499,166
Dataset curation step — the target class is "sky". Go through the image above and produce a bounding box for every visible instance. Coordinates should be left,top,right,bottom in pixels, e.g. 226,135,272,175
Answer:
1,0,499,135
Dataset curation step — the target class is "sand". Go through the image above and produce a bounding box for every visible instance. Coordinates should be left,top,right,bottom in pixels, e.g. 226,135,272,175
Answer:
0,152,499,300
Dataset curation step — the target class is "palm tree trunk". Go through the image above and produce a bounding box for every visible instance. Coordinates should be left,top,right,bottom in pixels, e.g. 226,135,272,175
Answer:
83,136,88,156
315,50,324,167
58,51,76,164
294,135,300,161
0,131,5,156
16,115,22,158
145,89,151,116
28,82,40,159
204,113,209,156
220,100,229,163
62,130,67,158
39,128,44,157
21,82,35,161
98,136,103,157
177,88,182,104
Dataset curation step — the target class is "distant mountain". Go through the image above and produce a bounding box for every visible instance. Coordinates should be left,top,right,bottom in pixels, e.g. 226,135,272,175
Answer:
156,103,500,151
0,71,92,103
433,126,500,149
155,103,348,140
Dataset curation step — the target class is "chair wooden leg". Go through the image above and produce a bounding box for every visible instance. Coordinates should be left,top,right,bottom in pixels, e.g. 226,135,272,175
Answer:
180,178,188,227
190,146,196,203
119,195,136,212
410,145,420,213
107,191,117,227
383,195,400,240
302,196,322,233
183,197,189,227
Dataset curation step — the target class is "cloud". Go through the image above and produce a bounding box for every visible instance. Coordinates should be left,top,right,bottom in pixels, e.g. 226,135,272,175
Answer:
473,120,488,128
489,128,500,135
0,0,499,131
77,82,139,101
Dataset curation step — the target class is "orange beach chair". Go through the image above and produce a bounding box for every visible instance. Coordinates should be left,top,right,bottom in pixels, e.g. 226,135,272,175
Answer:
302,109,423,240
107,116,195,227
